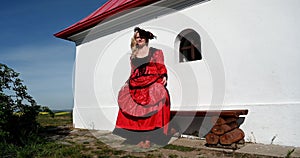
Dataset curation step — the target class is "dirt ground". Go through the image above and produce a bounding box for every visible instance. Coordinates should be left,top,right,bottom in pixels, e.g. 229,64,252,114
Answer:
44,125,246,158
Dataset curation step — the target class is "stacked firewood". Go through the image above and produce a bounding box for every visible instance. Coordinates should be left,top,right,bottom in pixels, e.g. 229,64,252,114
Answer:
205,116,245,149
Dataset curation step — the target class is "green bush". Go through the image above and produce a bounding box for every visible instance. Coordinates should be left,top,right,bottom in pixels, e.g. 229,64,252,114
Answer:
0,63,40,145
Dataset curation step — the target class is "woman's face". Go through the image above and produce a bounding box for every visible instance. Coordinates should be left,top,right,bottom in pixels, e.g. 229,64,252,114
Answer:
135,32,147,47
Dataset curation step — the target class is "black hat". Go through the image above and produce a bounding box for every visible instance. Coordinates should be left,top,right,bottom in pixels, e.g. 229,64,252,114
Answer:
134,27,156,39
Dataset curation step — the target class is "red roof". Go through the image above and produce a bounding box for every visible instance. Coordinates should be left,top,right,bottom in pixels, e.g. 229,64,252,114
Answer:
54,0,160,39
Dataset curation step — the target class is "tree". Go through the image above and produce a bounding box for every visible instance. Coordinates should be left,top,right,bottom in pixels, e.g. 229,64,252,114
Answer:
0,63,40,145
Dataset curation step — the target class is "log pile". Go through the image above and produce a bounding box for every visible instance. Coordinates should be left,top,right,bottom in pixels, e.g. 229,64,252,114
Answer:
205,116,245,149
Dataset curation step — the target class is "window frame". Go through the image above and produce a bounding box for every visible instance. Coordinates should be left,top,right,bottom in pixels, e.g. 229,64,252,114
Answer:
177,29,202,63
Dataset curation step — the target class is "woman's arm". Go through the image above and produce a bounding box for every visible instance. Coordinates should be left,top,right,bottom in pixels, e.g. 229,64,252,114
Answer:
155,50,167,75
154,49,168,85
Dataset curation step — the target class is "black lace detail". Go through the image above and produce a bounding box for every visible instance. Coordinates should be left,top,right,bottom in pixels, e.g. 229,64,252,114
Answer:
131,48,157,75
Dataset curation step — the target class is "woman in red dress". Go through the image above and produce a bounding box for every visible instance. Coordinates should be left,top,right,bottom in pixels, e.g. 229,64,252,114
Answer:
114,27,171,148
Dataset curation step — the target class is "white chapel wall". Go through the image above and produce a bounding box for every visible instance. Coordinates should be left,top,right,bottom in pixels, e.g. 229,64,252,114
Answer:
73,0,300,146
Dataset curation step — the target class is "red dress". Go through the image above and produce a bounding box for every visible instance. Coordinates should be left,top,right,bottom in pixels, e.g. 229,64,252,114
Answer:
115,47,170,135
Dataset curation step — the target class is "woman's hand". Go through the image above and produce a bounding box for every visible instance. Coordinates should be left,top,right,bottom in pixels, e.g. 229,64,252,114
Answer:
122,82,128,90
161,76,167,86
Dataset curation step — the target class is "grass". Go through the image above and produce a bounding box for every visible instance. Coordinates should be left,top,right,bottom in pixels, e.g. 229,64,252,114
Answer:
1,112,139,158
163,144,195,152
286,148,295,158
0,112,90,158
13,142,87,158
1,111,205,158
37,111,72,127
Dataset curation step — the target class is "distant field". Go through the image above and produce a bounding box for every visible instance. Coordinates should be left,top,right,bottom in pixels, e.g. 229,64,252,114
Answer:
37,111,72,127
39,111,71,116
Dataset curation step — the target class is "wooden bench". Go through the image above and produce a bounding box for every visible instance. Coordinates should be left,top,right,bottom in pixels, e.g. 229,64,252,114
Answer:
170,110,248,117
170,109,248,149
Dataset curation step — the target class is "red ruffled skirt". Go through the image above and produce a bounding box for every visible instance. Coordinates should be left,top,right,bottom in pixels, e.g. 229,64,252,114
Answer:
115,82,170,135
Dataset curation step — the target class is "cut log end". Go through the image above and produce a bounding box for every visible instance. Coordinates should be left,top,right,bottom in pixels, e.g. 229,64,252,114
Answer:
211,116,226,125
206,133,219,145
211,125,224,135
220,128,245,145
224,117,238,124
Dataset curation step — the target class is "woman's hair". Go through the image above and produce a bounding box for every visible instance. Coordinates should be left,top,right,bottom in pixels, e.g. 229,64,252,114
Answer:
130,31,138,59
130,27,156,59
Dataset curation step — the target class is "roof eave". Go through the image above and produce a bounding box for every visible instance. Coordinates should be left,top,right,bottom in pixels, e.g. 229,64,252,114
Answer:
54,0,160,40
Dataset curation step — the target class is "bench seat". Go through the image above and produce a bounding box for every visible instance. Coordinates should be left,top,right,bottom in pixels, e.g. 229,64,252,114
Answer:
170,109,248,117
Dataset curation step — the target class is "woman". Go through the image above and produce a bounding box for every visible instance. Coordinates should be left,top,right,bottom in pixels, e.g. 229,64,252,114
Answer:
114,27,171,148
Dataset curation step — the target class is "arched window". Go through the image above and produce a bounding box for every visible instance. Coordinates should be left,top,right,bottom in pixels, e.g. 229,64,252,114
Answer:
178,29,202,62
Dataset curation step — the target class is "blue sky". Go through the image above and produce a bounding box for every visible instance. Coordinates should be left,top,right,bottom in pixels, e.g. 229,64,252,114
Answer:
0,1,107,110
